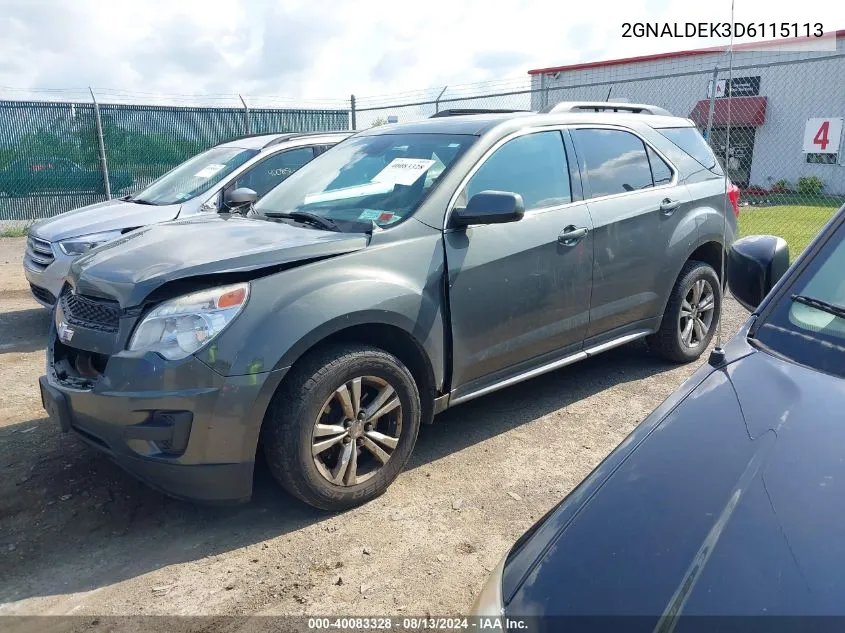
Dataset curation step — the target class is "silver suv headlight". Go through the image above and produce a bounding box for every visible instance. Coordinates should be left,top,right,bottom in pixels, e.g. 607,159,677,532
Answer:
128,283,250,360
58,230,123,256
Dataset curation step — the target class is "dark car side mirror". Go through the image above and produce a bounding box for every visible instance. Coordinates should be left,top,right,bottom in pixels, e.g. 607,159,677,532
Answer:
224,187,258,210
451,191,525,228
727,235,790,312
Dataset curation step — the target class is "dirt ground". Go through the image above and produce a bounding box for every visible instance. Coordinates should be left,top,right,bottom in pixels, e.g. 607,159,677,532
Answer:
0,235,746,617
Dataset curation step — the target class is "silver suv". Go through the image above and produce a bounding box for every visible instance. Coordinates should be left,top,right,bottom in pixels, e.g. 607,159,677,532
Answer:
24,131,349,306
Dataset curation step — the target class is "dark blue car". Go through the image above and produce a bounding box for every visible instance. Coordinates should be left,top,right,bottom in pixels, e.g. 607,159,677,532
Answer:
474,205,845,630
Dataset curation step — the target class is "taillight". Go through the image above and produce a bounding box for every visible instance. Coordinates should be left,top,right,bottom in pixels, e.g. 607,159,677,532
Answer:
727,183,740,218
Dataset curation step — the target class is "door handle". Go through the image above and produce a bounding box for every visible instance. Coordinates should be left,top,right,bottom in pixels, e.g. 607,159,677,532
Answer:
558,226,589,246
660,198,681,215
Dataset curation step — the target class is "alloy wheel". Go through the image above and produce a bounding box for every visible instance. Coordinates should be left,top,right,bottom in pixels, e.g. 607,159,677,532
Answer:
679,279,716,348
311,376,403,486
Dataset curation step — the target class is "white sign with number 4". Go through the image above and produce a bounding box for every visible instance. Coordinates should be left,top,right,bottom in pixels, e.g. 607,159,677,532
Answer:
802,118,843,154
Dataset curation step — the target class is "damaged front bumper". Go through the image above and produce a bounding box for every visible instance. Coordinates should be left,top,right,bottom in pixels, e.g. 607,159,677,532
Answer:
40,313,286,504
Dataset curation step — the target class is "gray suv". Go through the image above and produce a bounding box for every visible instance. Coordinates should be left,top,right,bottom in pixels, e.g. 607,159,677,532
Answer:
24,131,349,307
39,103,737,510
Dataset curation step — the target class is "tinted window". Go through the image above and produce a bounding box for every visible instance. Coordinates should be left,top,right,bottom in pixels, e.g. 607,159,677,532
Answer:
574,129,653,198
659,127,719,170
465,132,571,210
234,147,315,198
647,146,673,185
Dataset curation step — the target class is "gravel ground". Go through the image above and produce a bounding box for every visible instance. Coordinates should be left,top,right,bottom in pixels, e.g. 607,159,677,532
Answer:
0,235,747,617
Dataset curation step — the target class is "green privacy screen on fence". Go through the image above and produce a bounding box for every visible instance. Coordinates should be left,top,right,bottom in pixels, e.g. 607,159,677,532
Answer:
0,100,349,221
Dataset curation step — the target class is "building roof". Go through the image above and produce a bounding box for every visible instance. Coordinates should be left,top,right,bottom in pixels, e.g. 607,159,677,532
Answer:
528,30,845,76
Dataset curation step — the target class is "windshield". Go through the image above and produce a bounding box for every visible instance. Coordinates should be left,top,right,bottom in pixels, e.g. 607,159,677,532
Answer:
133,146,259,205
754,218,845,378
254,133,475,230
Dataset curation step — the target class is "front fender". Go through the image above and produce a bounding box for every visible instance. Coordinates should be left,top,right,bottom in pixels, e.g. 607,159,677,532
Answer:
197,258,446,387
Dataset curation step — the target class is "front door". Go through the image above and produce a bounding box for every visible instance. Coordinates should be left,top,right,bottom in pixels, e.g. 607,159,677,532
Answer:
445,130,594,397
710,126,755,188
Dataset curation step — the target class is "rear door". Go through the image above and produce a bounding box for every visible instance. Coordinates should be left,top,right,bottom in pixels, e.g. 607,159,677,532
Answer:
571,126,690,342
445,129,594,397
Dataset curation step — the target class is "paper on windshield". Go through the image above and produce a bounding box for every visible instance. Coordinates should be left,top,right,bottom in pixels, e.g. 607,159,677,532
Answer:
371,158,435,186
193,164,226,179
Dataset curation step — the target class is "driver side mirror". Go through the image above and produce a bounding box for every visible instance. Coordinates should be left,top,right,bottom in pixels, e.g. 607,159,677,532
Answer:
451,191,525,228
727,235,790,312
223,187,258,211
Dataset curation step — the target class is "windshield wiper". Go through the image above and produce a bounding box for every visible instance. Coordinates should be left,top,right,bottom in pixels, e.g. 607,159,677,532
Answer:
791,294,845,319
263,211,341,232
122,195,156,206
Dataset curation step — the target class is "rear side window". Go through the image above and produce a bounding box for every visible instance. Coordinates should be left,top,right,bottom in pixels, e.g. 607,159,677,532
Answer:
573,129,653,198
658,127,719,170
647,147,673,185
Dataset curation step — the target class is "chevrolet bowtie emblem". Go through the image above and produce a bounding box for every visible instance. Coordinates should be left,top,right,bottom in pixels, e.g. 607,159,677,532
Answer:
57,320,75,343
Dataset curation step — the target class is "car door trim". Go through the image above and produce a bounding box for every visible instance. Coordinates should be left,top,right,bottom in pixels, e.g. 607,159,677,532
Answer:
449,329,651,405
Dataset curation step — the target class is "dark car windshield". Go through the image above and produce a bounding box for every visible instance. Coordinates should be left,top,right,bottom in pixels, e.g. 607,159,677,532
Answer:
254,133,475,230
132,146,258,205
753,218,845,378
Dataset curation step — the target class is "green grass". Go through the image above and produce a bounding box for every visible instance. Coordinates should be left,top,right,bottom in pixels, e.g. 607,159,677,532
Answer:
0,224,30,238
738,204,838,260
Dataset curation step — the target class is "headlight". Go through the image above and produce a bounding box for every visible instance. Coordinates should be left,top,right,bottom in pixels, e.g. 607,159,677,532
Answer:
58,230,123,256
128,283,249,360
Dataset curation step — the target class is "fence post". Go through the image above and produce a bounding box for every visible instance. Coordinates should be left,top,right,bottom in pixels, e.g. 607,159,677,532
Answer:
704,66,719,142
89,87,111,199
350,95,357,130
239,94,251,135
435,86,448,113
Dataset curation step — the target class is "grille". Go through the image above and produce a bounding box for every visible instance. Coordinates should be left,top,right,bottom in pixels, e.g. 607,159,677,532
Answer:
29,283,56,306
25,236,55,271
59,288,121,333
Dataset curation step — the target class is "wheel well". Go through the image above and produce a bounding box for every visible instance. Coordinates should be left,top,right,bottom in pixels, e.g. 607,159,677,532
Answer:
276,324,437,426
688,241,725,283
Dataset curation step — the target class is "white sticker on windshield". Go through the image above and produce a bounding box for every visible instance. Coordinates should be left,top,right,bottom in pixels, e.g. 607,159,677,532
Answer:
193,163,226,179
371,158,435,186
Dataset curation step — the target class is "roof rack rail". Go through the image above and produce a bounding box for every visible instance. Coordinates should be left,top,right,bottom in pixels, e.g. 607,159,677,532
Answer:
215,130,348,148
429,108,531,118
542,101,672,116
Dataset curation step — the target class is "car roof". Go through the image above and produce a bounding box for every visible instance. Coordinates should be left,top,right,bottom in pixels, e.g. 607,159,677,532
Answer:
216,131,351,150
355,111,694,138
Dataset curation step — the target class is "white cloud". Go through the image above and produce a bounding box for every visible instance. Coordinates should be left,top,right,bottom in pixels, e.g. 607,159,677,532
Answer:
0,0,841,108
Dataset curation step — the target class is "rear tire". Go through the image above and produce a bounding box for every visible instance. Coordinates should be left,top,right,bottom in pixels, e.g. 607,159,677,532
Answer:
647,260,721,363
262,343,421,511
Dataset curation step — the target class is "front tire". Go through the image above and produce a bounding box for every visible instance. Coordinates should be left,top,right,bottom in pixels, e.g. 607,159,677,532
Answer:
647,260,721,363
262,344,421,511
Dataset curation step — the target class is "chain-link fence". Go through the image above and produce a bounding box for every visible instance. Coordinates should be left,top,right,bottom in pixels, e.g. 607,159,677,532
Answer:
352,44,845,258
0,96,348,222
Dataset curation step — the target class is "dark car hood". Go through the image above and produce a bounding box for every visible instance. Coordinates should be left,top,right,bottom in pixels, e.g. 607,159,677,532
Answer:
69,215,369,307
506,349,845,620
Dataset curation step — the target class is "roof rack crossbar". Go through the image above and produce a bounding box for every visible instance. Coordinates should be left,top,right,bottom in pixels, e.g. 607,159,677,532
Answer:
542,101,672,116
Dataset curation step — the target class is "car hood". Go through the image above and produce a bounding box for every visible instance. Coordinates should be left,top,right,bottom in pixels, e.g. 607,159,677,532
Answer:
69,214,370,307
505,349,845,619
29,198,180,243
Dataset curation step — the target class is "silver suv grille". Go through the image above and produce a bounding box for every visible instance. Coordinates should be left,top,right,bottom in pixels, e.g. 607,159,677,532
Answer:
25,236,55,271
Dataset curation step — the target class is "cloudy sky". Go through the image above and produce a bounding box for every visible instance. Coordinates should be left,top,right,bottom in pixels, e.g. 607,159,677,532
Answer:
0,0,841,105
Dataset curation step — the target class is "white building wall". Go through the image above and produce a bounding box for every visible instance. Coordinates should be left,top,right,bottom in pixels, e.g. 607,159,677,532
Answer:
531,38,845,194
